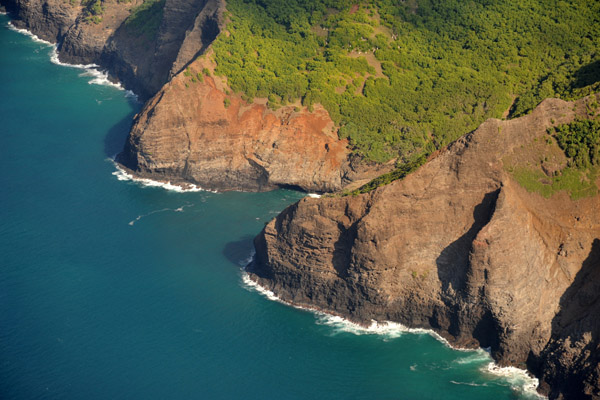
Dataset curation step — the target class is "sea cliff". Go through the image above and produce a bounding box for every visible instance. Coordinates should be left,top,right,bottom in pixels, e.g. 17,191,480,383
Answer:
2,0,384,191
3,1,600,397
2,0,224,100
248,97,600,399
116,56,388,192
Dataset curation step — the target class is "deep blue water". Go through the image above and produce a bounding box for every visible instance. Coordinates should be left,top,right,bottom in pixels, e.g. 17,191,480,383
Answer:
0,15,541,399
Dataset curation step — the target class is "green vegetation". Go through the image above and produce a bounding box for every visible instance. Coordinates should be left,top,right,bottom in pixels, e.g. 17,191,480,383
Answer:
509,118,600,200
224,98,231,108
123,0,166,39
184,67,207,84
81,0,103,23
344,153,428,195
551,119,600,168
511,165,598,200
212,0,600,165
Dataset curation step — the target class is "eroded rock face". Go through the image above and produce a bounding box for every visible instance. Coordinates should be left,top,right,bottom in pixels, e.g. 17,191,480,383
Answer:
249,97,600,399
2,0,78,43
117,59,364,192
4,0,380,191
2,0,224,99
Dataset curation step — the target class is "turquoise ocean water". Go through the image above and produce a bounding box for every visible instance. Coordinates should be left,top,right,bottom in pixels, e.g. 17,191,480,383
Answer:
0,15,542,399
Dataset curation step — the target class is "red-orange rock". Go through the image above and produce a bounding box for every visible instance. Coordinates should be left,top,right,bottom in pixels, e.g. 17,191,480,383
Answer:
118,60,382,192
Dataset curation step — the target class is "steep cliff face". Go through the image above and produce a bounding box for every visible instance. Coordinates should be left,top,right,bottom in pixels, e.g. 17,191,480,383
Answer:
2,0,78,44
249,97,600,399
117,57,386,192
1,0,224,99
4,0,381,190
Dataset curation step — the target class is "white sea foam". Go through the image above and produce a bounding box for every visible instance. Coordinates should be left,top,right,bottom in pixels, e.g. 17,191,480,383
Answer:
78,68,123,90
242,268,453,342
111,161,213,193
129,203,193,226
484,363,545,398
7,21,53,45
48,45,97,69
7,21,139,100
241,273,281,302
307,193,322,198
450,380,489,387
454,349,493,365
241,259,546,398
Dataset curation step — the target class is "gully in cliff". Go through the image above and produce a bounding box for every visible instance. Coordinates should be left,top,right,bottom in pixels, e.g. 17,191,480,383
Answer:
248,97,600,400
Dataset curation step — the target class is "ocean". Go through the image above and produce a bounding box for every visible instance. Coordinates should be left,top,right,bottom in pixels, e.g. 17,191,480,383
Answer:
0,14,543,399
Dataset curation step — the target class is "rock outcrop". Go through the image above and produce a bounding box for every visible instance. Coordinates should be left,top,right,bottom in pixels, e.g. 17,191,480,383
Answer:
2,0,224,99
4,0,383,191
116,57,386,192
248,97,600,399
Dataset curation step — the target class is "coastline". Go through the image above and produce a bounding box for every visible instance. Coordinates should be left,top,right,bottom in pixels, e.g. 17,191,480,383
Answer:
6,15,206,196
1,11,562,399
240,258,545,399
3,17,199,196
6,19,138,101
110,159,211,193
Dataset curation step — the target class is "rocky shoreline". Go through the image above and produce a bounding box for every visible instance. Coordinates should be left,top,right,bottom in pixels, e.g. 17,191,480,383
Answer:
248,97,600,399
1,0,225,101
3,2,599,398
2,0,384,192
114,55,390,193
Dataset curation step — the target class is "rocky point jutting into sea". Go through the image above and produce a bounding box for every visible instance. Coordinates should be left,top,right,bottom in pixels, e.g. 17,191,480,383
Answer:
3,0,225,99
2,0,599,398
248,96,600,399
2,0,387,192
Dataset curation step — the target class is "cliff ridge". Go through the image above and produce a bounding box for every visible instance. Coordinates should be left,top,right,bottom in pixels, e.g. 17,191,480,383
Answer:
248,97,600,399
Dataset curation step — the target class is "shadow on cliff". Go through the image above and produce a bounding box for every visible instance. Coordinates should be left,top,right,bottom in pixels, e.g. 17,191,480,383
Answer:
435,189,499,292
223,235,256,267
530,239,600,399
103,107,138,159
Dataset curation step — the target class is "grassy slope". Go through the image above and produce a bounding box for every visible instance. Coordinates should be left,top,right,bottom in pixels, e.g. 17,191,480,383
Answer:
505,106,600,200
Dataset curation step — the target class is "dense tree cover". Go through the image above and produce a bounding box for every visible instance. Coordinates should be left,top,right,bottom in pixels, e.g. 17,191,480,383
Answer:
551,117,600,169
211,0,600,164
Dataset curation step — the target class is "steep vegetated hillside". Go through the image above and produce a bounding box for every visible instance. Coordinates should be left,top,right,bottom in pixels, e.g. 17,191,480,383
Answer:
115,0,600,191
4,0,599,190
211,0,600,165
4,0,600,397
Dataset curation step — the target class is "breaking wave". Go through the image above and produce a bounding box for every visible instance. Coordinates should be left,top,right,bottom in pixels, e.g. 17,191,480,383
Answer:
111,160,214,193
240,255,545,399
7,21,52,45
7,21,137,100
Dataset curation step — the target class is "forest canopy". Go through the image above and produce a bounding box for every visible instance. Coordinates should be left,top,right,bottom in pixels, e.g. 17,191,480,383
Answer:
211,0,600,164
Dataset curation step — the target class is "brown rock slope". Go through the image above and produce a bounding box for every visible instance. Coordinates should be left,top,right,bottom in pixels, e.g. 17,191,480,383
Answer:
248,97,600,399
117,58,385,192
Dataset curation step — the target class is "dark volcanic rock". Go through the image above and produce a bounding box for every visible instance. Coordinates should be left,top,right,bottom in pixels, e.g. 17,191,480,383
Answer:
249,97,600,399
1,0,224,100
